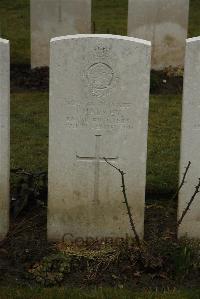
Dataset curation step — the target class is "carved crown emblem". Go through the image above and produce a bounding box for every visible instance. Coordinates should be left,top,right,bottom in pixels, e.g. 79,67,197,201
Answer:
94,43,111,58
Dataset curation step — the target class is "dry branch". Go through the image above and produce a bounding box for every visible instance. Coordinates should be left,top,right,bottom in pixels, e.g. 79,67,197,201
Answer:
104,158,141,249
177,178,200,227
171,161,191,202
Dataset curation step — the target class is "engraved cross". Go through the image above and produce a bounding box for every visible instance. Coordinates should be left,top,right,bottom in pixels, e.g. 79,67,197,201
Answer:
76,135,118,203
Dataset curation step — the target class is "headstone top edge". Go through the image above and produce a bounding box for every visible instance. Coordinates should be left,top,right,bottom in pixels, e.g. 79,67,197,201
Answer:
0,38,9,45
50,34,151,47
186,36,200,44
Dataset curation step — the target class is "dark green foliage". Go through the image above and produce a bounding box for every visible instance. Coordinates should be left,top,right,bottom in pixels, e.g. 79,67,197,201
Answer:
29,253,73,286
11,169,47,218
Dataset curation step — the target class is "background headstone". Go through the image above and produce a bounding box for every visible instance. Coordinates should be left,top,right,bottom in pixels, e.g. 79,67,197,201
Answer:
178,37,200,239
128,0,189,70
48,34,151,241
31,0,91,68
0,38,10,240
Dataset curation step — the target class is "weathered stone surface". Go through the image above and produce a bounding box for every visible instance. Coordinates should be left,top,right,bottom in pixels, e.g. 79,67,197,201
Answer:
178,37,200,239
31,0,91,68
128,0,189,70
48,34,151,241
0,38,10,241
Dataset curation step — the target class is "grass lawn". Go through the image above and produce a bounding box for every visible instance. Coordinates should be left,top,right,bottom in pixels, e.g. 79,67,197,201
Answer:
147,95,182,194
0,0,30,65
188,0,200,37
0,288,200,299
92,0,128,35
11,92,48,171
0,0,200,65
11,92,181,195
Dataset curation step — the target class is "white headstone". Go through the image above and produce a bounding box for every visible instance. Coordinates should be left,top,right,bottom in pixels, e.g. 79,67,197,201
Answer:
48,34,151,241
128,0,189,70
0,38,10,240
178,37,200,239
31,0,91,68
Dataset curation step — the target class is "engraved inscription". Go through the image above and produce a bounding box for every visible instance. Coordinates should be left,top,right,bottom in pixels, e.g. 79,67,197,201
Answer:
65,103,134,130
76,135,118,203
86,63,114,90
